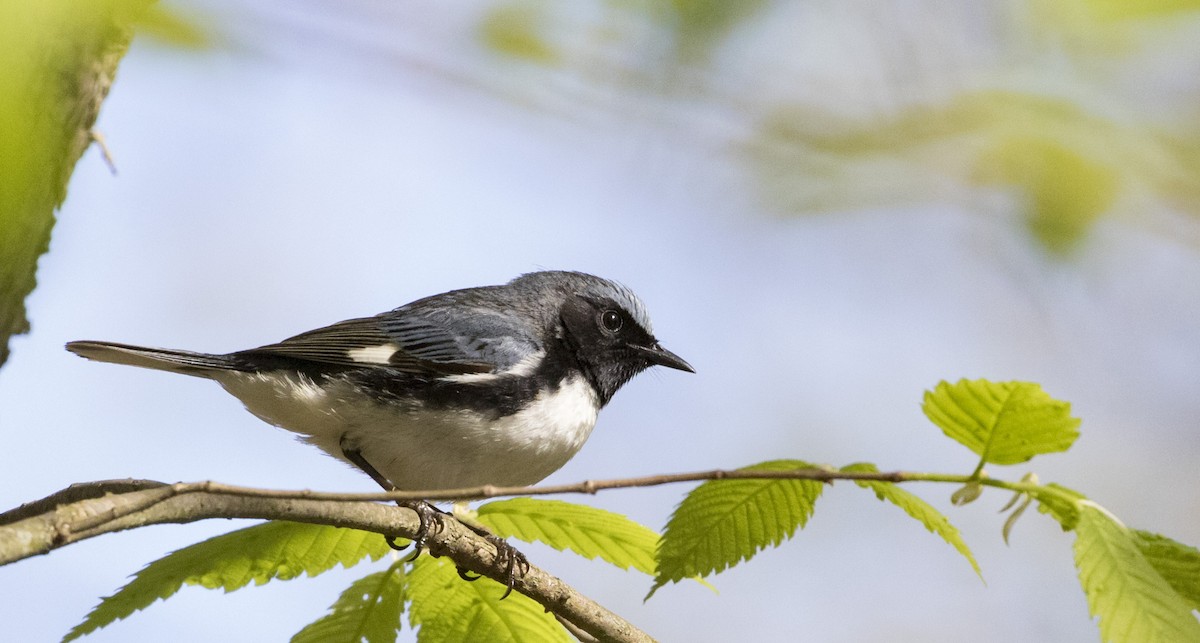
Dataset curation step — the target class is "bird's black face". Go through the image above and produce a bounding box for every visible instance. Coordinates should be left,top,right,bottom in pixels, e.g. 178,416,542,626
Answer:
558,295,693,406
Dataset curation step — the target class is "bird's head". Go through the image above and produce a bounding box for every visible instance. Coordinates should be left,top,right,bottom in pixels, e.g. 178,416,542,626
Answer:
512,271,693,406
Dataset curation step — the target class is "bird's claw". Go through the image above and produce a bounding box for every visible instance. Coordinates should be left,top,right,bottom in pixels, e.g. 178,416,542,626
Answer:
488,534,530,600
452,533,528,598
389,500,528,599
398,499,447,561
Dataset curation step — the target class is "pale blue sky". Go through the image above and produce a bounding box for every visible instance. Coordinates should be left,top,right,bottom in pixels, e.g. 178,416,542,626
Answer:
3,2,1199,641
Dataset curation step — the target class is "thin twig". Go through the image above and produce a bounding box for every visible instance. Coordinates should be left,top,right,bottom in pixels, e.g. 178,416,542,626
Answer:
79,467,917,506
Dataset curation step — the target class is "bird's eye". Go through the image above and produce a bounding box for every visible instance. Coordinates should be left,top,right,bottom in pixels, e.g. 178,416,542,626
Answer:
600,310,623,332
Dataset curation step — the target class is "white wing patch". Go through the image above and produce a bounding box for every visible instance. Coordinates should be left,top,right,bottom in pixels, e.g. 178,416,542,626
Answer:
347,343,398,364
439,351,544,383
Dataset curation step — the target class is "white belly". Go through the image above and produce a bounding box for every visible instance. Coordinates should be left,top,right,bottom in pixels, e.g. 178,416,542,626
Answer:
217,371,600,491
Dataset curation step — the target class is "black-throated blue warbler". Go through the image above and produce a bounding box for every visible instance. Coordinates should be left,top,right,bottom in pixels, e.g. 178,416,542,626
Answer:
66,270,692,592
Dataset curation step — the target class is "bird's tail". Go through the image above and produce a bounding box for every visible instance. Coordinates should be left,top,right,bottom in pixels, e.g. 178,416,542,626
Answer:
65,341,236,377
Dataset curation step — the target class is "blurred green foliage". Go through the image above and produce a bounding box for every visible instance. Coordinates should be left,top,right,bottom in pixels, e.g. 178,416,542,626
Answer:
978,135,1117,254
132,3,209,48
481,0,769,63
480,3,560,64
474,1,1200,256
1073,0,1200,22
1031,0,1200,55
0,1,132,367
752,91,1200,255
661,0,769,60
0,0,206,368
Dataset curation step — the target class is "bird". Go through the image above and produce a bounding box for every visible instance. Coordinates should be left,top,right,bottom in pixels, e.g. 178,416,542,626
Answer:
66,270,693,593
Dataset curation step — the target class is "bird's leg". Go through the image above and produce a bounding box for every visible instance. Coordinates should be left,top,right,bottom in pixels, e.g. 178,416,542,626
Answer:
338,441,528,597
339,440,445,559
451,502,530,599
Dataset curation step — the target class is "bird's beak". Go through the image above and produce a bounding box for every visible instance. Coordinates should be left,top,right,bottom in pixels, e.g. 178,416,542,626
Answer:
632,342,695,373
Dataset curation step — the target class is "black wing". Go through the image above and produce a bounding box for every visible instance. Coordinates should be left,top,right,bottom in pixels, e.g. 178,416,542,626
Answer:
235,308,541,376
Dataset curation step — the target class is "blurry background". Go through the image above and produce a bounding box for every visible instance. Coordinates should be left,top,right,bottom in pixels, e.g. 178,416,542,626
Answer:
3,1,1199,641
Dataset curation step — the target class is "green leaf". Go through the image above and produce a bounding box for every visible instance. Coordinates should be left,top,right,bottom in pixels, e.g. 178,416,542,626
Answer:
0,1,136,367
922,379,1081,466
1133,530,1200,612
407,555,569,643
475,498,659,575
650,460,824,597
64,522,392,641
1034,482,1088,530
841,463,982,580
1073,505,1200,643
291,561,406,643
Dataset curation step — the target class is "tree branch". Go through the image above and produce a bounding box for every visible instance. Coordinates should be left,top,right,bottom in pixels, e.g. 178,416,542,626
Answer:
1,466,1039,642
0,482,652,643
0,478,166,526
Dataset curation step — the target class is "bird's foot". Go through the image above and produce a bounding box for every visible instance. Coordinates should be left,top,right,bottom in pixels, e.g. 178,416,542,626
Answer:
397,499,447,561
454,521,530,599
382,497,527,598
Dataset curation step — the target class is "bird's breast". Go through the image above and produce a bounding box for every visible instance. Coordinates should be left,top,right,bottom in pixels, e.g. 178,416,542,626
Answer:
216,369,602,491
487,374,601,461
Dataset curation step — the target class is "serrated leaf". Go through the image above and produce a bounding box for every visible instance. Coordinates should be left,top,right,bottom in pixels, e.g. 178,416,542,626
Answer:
1073,505,1200,643
841,463,982,580
407,555,569,643
291,561,406,643
64,522,391,641
1133,530,1200,611
1034,482,1088,530
922,379,1081,466
475,498,658,575
649,460,823,597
